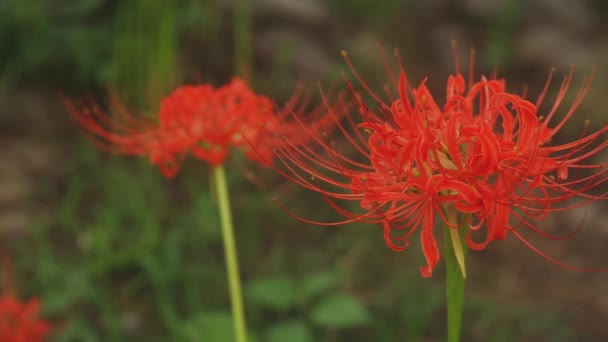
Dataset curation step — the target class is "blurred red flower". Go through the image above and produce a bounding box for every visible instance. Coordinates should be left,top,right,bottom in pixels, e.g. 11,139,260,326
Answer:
0,293,50,342
272,49,608,277
66,78,317,177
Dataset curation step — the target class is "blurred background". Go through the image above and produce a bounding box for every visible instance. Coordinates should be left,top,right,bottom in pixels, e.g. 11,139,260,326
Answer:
1,0,608,341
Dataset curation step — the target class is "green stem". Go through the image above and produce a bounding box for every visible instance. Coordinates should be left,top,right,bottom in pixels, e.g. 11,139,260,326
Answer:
443,211,468,342
234,0,252,81
214,166,248,342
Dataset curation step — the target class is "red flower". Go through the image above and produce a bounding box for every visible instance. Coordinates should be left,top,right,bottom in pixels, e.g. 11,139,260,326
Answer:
66,78,294,177
272,48,608,277
0,293,51,342
156,79,277,168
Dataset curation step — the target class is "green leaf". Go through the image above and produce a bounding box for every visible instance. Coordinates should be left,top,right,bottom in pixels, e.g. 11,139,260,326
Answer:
298,271,338,303
179,311,234,342
310,293,370,329
266,320,313,342
247,275,295,311
444,224,467,342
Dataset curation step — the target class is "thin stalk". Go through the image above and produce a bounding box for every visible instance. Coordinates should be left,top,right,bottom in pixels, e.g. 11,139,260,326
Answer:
222,1,252,339
234,0,252,81
443,209,468,342
214,166,248,342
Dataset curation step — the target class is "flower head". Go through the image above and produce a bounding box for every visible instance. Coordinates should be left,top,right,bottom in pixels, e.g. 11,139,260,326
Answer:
272,46,608,277
156,78,276,167
0,257,50,342
0,293,51,342
66,77,310,177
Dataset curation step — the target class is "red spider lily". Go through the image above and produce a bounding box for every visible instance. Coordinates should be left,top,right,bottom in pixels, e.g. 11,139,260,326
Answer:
0,256,50,342
272,47,608,278
66,78,324,177
0,293,51,342
156,79,276,167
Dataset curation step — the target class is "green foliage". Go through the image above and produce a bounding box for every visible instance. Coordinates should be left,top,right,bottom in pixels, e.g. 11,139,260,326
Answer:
19,145,220,340
0,0,112,87
111,0,179,106
246,270,371,340
0,0,222,89
483,0,522,68
178,311,235,342
297,271,338,304
266,320,313,342
310,293,370,329
465,300,578,342
247,275,296,312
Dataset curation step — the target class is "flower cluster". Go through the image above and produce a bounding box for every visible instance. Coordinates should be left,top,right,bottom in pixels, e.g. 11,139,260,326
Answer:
273,50,608,277
0,293,50,342
67,78,325,178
